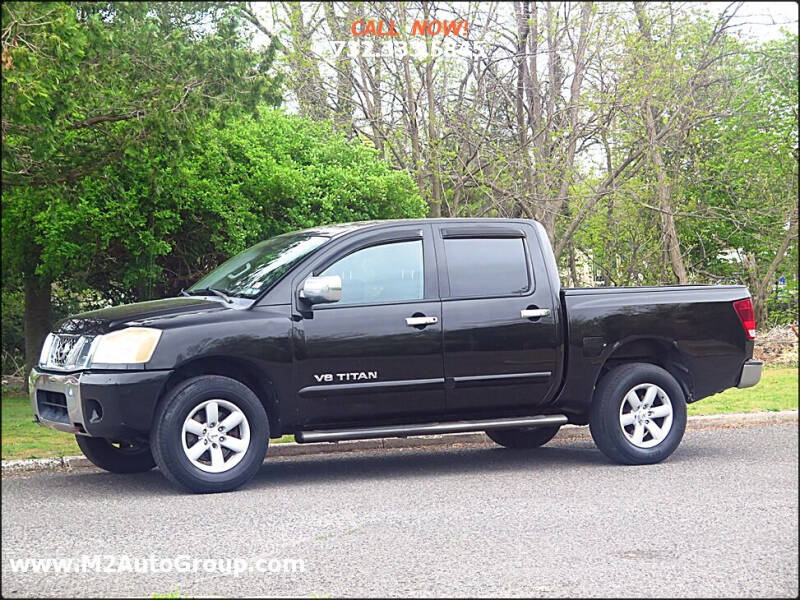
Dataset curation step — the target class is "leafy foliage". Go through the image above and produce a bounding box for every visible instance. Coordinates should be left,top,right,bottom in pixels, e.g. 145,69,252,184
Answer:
36,109,426,301
678,34,798,283
2,2,281,187
1,2,425,368
2,0,282,285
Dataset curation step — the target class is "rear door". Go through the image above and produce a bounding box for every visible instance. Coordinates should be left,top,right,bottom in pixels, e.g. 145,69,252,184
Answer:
292,225,445,426
435,222,561,415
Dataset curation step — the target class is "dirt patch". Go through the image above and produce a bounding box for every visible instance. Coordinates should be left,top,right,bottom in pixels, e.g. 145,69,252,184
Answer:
754,324,798,366
1,376,26,395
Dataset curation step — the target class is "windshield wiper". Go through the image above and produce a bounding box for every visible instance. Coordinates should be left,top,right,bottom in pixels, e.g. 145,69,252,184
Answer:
184,287,234,304
207,288,233,303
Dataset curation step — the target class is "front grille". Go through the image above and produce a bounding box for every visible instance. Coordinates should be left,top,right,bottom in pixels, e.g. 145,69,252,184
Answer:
36,390,70,424
41,334,96,371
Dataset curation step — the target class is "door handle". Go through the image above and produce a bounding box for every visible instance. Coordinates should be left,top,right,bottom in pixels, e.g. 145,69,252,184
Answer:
521,308,550,319
406,316,438,327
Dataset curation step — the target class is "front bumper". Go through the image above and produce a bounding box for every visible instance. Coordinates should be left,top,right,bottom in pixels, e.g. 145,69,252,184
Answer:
736,360,763,389
30,368,172,440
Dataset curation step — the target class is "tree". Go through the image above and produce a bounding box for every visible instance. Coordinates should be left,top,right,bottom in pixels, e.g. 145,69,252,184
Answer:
2,1,281,370
677,33,799,323
2,106,426,369
139,108,427,297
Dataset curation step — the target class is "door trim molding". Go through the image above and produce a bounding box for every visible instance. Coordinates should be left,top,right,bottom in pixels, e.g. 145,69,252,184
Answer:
298,377,445,398
451,371,551,388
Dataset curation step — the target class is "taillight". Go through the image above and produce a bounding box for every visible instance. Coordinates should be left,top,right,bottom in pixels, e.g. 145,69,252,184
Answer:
733,298,756,340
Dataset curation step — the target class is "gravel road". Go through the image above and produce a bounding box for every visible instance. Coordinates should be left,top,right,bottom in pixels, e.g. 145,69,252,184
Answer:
2,424,797,598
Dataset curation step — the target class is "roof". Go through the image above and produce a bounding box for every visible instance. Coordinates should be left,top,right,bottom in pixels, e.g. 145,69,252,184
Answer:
302,218,538,238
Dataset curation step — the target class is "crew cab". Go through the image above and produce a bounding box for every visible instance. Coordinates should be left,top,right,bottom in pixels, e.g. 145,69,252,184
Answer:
29,219,762,493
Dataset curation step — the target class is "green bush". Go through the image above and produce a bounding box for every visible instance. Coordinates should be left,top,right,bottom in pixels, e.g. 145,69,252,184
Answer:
44,108,427,300
1,109,426,371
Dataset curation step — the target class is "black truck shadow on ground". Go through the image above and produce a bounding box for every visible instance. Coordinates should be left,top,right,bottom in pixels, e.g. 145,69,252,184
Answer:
7,439,712,497
250,440,706,488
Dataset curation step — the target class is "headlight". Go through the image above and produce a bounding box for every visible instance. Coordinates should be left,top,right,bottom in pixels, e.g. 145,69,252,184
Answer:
90,327,162,364
38,333,55,366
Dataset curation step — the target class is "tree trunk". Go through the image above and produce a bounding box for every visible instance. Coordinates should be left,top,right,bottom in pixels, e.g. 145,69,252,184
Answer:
514,0,530,213
370,36,384,156
635,2,688,284
24,274,53,377
750,206,798,327
656,164,688,284
641,100,688,283
422,1,441,217
288,4,326,120
752,291,769,330
543,2,592,240
399,2,424,199
325,2,355,131
569,243,579,286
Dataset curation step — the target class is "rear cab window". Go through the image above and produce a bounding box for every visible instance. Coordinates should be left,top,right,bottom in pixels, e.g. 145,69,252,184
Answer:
439,229,532,298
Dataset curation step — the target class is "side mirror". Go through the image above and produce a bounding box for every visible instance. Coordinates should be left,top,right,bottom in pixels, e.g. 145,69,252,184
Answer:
300,275,342,305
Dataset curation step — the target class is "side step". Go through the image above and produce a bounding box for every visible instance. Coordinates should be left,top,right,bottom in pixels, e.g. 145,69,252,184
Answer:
295,414,568,444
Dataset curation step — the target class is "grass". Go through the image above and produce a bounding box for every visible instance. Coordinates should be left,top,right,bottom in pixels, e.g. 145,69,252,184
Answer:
0,395,293,460
2,393,83,460
687,367,798,416
2,367,796,461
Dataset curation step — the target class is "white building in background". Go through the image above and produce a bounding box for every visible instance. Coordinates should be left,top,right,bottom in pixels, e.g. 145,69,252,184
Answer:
559,248,604,287
717,247,744,263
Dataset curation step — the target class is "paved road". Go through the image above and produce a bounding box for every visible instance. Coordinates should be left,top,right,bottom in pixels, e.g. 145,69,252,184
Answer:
2,425,797,598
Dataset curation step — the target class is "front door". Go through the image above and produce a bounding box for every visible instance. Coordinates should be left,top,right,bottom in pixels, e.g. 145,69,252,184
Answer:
292,226,445,427
435,222,561,415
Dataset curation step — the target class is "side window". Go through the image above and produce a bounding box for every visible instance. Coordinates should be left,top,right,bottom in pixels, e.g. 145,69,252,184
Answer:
444,237,530,297
320,240,424,305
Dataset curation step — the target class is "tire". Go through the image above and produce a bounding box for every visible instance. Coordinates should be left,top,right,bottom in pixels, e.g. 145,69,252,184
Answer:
75,436,156,473
486,425,561,449
150,375,268,493
589,362,687,465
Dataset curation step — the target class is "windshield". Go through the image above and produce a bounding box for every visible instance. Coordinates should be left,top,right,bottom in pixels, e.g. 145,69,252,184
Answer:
188,232,329,299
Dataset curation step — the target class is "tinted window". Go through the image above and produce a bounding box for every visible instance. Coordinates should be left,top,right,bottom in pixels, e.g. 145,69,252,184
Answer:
444,237,529,297
320,240,423,305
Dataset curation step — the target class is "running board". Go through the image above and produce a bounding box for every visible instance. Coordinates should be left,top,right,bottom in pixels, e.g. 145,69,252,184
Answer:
295,414,568,444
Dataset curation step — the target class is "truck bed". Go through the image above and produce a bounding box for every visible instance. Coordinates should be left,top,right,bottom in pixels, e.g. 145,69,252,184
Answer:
553,284,753,422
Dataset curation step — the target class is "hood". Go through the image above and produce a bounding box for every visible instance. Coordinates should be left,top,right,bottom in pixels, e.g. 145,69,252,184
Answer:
54,297,228,335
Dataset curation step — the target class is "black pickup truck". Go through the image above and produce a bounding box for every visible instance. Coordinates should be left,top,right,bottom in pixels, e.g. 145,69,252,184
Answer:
30,219,762,492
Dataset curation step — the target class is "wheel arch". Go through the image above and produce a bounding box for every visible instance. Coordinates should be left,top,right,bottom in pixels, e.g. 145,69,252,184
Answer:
157,356,282,437
594,337,694,404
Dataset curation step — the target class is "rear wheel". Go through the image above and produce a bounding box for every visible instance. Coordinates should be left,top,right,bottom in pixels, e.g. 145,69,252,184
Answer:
75,436,156,473
486,425,561,449
589,363,687,465
150,375,268,493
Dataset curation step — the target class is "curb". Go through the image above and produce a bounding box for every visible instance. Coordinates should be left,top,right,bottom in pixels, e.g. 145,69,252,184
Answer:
3,410,797,475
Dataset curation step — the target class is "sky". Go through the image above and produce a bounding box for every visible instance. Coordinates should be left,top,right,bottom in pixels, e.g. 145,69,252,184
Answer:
733,1,798,40
248,2,799,49
251,2,798,117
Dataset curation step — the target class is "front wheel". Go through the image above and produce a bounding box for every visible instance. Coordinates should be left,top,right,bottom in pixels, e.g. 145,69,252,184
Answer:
589,363,687,465
486,425,561,449
150,375,269,493
75,436,156,473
